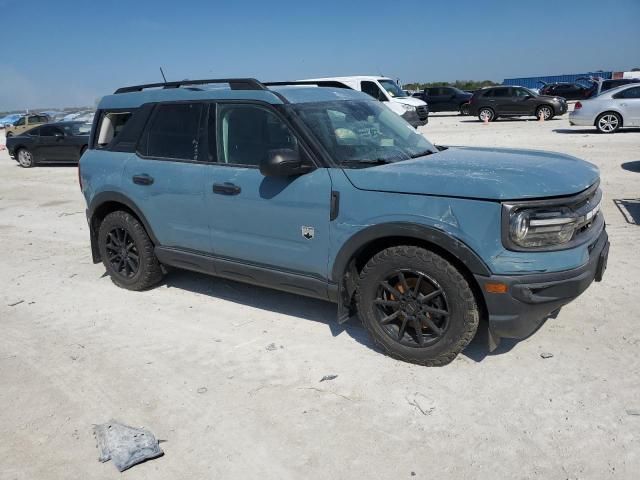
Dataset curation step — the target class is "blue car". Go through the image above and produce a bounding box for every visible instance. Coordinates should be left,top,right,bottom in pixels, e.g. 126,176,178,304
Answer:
79,78,608,365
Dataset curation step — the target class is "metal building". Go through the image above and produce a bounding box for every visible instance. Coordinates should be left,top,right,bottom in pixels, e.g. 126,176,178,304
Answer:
502,71,613,89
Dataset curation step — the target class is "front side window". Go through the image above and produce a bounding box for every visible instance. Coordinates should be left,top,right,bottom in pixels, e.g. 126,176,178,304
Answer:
216,104,298,167
514,88,535,97
378,79,407,98
28,115,40,124
294,99,436,167
146,103,204,160
15,117,25,126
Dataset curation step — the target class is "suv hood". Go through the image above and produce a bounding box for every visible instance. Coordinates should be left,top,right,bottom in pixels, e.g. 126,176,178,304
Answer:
342,146,599,201
395,96,427,107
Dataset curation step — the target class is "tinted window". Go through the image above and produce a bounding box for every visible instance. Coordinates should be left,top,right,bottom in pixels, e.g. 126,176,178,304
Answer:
147,103,203,160
96,111,133,148
361,81,386,101
40,125,65,136
26,127,40,136
15,117,25,126
28,115,40,123
492,88,511,97
615,86,640,99
216,104,298,167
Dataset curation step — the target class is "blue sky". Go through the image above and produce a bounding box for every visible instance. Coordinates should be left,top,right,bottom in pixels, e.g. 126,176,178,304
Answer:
1,0,639,110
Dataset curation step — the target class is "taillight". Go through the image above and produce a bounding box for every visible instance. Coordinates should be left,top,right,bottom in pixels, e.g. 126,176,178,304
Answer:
78,163,83,191
575,102,582,110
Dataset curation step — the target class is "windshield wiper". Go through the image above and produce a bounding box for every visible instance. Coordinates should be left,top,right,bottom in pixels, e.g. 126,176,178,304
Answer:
340,158,394,167
409,150,435,158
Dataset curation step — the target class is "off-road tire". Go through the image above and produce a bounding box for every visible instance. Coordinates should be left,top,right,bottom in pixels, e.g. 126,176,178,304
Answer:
98,211,163,291
357,246,479,366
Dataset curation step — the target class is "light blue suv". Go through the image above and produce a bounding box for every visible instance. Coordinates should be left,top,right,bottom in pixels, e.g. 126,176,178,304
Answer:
80,78,609,365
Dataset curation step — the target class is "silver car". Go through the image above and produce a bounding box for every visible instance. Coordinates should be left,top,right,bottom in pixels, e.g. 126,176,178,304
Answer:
569,83,640,133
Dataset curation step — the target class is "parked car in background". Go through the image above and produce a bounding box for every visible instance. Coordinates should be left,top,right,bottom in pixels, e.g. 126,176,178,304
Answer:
7,121,90,167
468,86,568,122
301,76,429,127
5,113,50,137
539,82,592,101
593,78,640,96
79,77,607,366
413,86,472,114
570,83,640,133
0,113,22,128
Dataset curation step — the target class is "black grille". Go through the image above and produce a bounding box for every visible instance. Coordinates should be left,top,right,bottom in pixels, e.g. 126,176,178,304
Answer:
416,105,429,120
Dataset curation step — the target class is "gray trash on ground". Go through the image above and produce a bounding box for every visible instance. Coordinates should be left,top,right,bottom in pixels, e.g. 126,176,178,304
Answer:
93,420,164,472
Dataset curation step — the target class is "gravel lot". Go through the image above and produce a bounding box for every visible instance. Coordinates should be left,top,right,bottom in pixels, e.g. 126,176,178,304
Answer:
1,114,639,479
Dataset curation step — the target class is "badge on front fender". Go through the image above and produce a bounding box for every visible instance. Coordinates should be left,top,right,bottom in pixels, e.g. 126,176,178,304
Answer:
301,226,314,240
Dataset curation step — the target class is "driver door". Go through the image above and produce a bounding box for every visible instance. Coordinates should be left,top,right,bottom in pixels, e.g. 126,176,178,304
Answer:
205,102,333,281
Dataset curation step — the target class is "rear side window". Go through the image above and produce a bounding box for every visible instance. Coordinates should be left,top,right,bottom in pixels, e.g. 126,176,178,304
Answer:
40,125,65,136
614,86,640,99
146,103,204,161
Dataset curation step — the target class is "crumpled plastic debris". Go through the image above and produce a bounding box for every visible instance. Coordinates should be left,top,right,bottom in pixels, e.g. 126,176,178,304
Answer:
93,420,163,472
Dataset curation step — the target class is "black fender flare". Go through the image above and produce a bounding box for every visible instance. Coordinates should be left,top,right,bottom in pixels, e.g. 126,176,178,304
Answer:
331,222,491,282
88,191,160,250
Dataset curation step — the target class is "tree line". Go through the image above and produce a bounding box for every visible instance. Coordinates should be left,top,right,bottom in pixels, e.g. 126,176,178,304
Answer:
402,80,500,91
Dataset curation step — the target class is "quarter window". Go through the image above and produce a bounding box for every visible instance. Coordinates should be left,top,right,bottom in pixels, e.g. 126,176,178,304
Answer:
215,104,298,167
96,111,133,148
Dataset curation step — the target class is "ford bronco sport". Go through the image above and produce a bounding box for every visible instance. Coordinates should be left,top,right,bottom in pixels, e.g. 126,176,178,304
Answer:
80,78,608,366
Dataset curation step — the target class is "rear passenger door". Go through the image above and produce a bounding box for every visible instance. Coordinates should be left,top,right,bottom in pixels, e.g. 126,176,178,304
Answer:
205,102,333,281
616,86,640,125
123,102,213,253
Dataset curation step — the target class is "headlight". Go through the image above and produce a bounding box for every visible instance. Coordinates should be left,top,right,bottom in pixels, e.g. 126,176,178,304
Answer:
401,104,416,112
509,208,577,248
504,187,602,250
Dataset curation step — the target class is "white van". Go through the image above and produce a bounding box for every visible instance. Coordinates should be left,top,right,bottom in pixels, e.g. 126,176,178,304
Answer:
302,76,429,127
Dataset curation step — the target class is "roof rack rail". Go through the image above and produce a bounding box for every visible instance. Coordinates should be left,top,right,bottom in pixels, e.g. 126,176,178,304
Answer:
114,78,266,94
263,80,353,89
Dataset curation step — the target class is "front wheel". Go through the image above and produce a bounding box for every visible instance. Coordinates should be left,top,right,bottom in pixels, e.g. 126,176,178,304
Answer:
459,103,470,115
17,148,34,168
5,131,13,138
357,246,479,366
596,112,621,133
98,211,164,291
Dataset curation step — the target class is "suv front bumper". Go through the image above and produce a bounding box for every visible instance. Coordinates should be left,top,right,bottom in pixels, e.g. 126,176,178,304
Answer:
474,228,609,348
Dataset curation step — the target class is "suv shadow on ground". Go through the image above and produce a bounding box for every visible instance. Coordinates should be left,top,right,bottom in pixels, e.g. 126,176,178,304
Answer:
160,269,517,364
614,199,640,225
621,161,640,173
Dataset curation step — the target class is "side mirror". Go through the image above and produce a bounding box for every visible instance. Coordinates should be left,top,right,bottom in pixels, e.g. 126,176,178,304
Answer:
260,149,313,177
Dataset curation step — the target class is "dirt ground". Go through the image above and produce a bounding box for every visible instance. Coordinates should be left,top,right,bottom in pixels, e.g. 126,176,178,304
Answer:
1,113,639,479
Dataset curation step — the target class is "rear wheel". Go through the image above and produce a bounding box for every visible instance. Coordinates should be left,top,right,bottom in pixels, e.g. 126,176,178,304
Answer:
17,148,34,168
5,131,13,138
478,107,495,122
357,246,479,366
596,112,621,133
536,105,554,120
98,211,164,291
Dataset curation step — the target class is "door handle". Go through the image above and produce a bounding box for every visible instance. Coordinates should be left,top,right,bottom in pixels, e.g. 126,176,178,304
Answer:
132,174,154,185
213,182,241,195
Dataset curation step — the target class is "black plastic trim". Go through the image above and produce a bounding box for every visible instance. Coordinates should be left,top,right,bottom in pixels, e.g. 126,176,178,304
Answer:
88,191,160,246
331,222,491,282
115,78,266,94
155,247,333,302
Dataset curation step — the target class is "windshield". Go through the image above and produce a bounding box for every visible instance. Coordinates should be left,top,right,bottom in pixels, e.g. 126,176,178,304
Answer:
379,79,407,98
293,100,437,167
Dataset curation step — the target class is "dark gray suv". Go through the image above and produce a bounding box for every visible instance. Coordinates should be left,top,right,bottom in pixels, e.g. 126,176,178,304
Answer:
468,86,568,122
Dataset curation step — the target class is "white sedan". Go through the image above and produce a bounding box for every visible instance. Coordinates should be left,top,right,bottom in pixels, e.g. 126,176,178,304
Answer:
569,83,640,133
